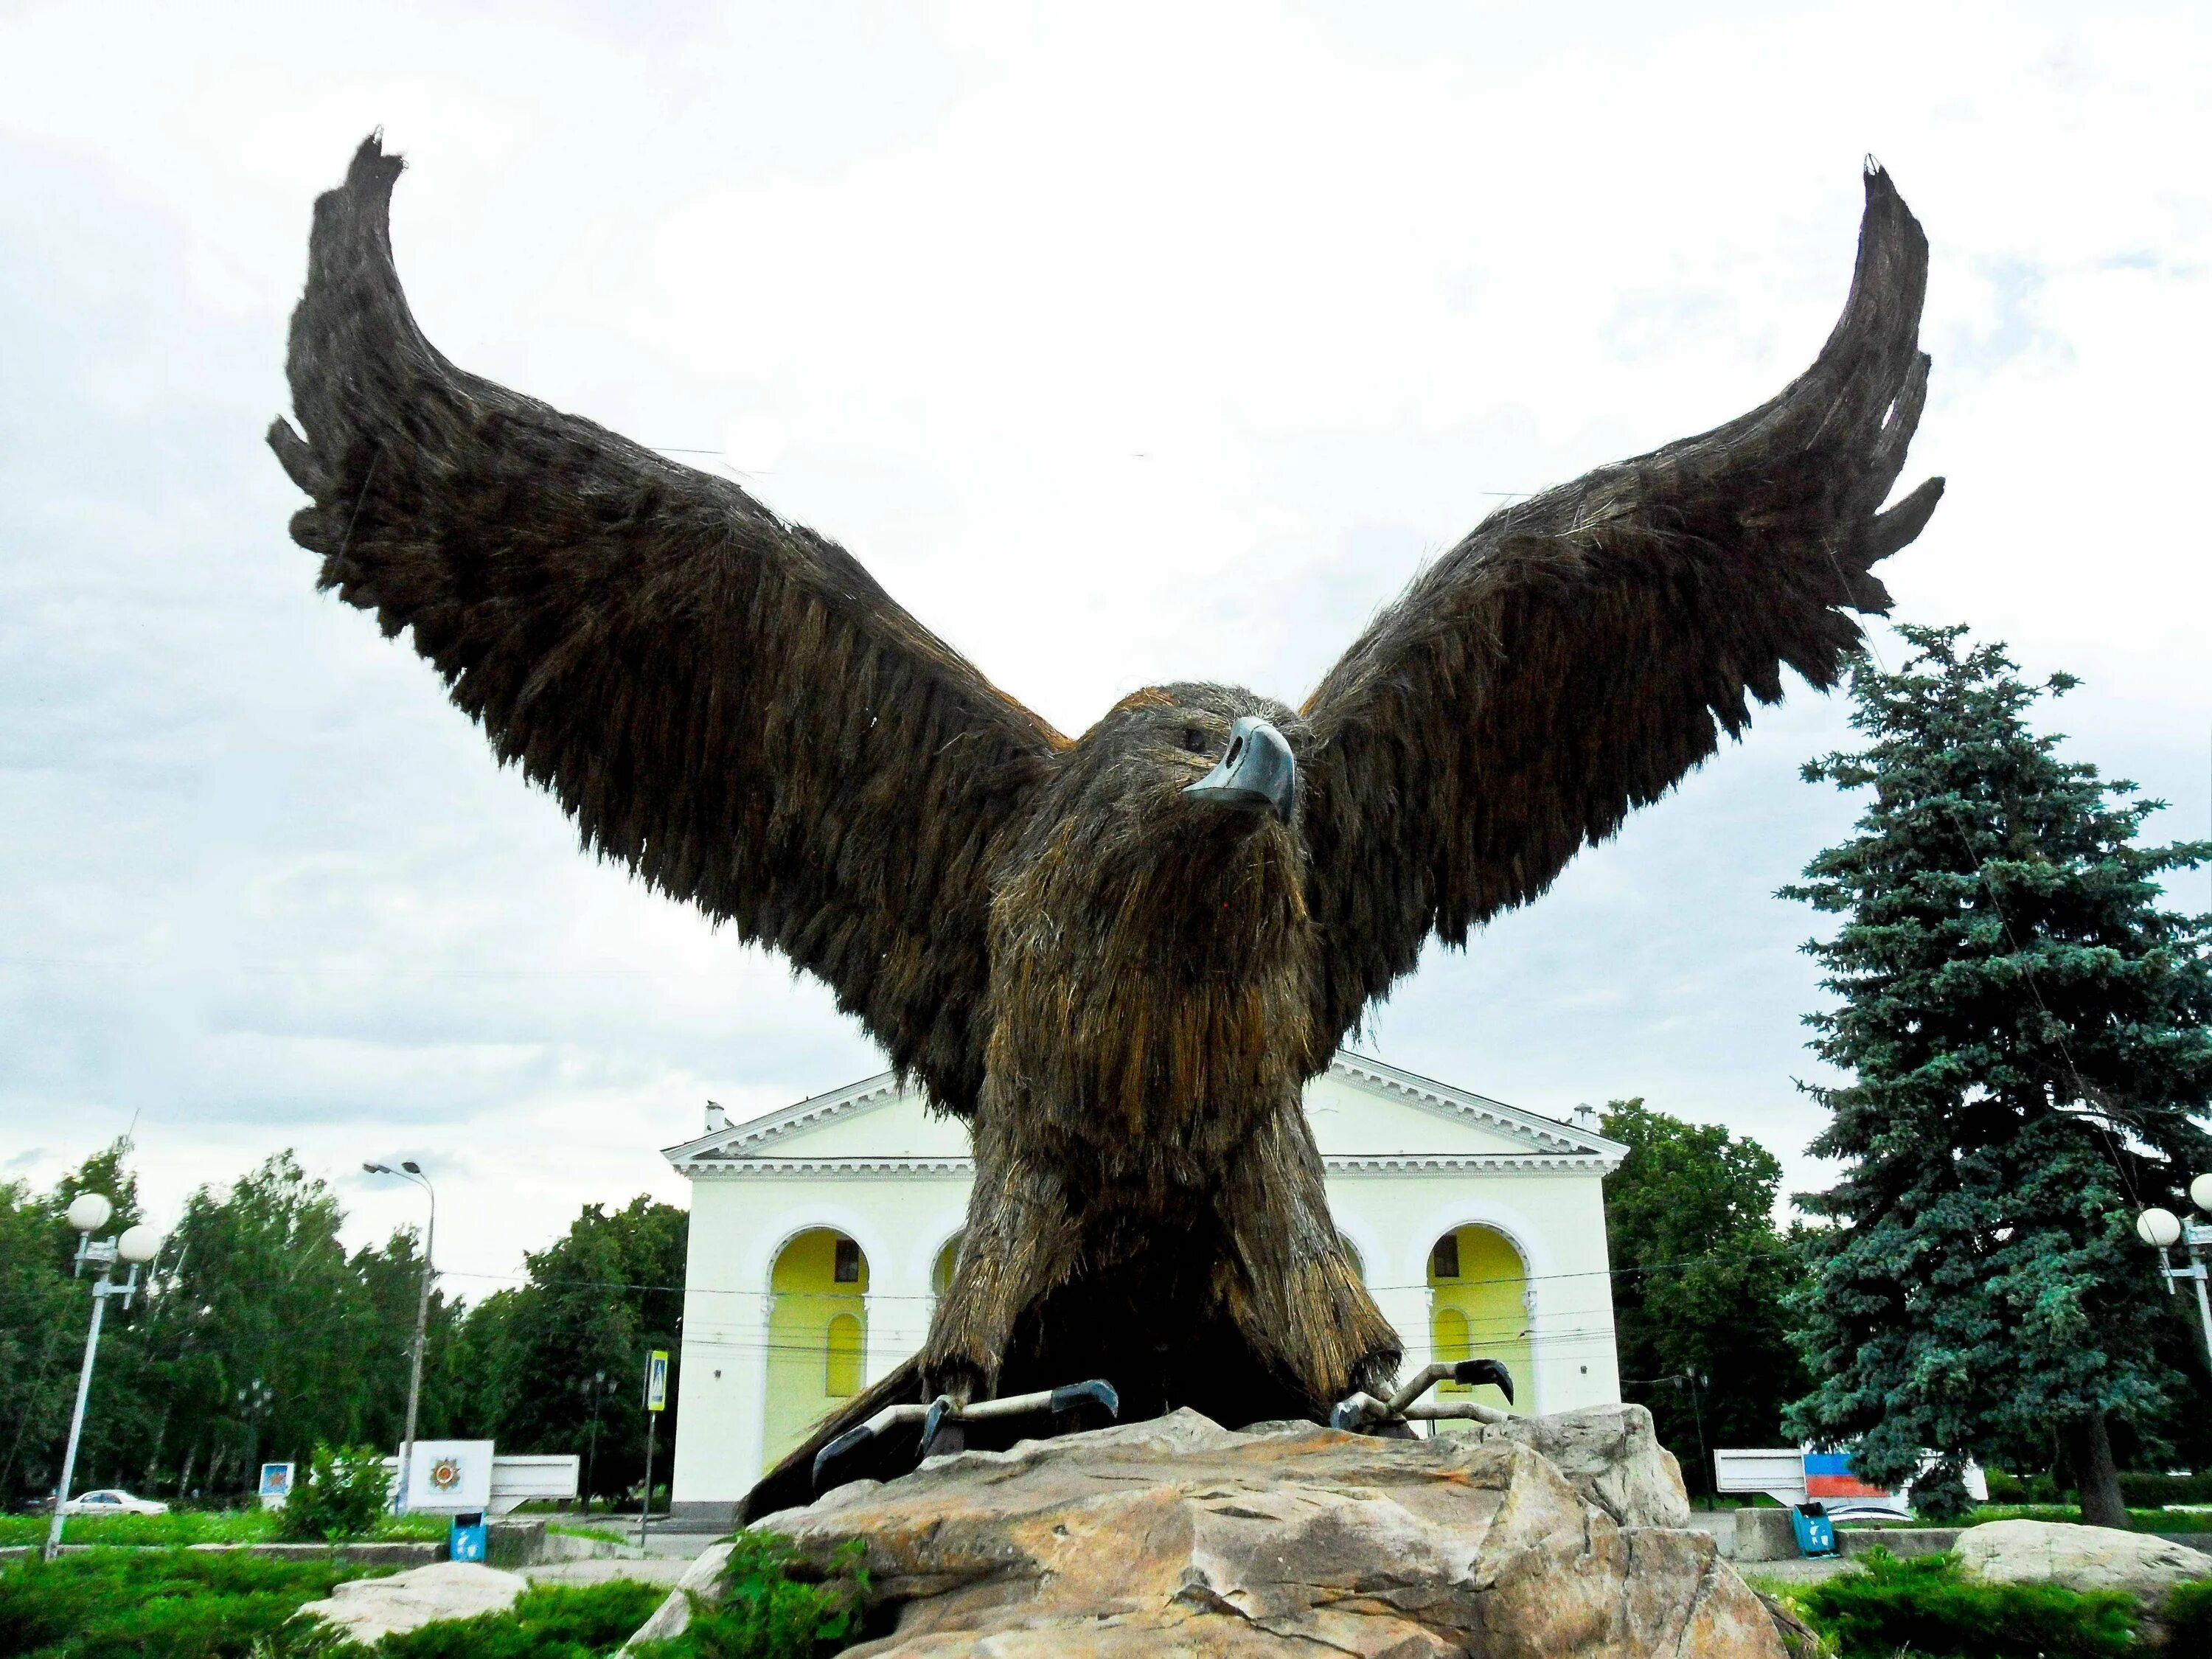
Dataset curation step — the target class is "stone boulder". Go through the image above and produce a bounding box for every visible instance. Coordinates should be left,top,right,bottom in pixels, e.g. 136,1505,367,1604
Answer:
299,1560,529,1644
1954,1518,2212,1610
1475,1403,1692,1529
729,1409,1780,1658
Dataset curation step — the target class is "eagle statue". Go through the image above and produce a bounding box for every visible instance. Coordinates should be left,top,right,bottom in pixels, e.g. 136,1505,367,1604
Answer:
271,136,1940,1518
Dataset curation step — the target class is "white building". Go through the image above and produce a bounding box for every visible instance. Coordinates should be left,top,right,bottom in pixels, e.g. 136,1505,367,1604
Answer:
664,1054,1627,1523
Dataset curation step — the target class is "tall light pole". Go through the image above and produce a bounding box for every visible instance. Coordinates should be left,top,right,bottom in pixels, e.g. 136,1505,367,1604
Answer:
365,1161,435,1514
45,1194,162,1561
2138,1172,2212,1368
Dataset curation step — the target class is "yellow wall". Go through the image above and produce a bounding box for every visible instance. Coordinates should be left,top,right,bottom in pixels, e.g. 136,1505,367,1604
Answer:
764,1229,868,1465
1428,1224,1528,1418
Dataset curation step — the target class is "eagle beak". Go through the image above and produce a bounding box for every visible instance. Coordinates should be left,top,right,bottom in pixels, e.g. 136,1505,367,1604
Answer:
1184,716,1295,824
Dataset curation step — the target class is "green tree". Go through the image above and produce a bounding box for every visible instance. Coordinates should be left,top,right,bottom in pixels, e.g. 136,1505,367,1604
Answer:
481,1196,686,1506
0,1139,150,1508
1781,625,2212,1526
1600,1100,1809,1496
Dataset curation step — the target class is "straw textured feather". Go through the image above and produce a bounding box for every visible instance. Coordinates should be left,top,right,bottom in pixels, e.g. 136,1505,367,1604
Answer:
271,137,1939,1520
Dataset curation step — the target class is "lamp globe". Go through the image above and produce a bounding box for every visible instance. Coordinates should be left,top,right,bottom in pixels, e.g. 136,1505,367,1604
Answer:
65,1193,113,1234
116,1225,163,1265
2192,1172,2212,1214
2138,1208,2183,1249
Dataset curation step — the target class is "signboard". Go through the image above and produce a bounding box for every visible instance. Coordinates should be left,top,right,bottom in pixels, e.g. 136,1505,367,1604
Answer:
1716,1447,1989,1521
257,1462,294,1511
376,1451,577,1517
645,1350,669,1413
1802,1450,1907,1516
400,1439,494,1513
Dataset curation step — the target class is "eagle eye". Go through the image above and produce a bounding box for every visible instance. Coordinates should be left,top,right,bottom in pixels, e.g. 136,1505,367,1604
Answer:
1178,726,1211,755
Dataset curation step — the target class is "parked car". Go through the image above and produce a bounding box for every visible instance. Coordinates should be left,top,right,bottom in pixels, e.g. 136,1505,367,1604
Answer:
62,1488,169,1515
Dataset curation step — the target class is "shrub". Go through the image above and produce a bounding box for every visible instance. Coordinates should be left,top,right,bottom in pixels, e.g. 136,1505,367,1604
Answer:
258,1579,669,1658
2164,1578,2212,1649
2119,1470,2212,1509
276,1445,393,1543
1793,1549,2138,1659
0,1546,381,1659
635,1531,866,1659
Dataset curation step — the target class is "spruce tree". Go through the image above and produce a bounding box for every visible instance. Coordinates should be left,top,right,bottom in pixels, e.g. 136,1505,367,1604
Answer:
1782,625,2212,1526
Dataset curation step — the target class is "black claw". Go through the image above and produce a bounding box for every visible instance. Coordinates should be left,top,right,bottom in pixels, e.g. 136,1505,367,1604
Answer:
811,1425,876,1492
919,1397,960,1459
1453,1357,1514,1403
1048,1379,1120,1419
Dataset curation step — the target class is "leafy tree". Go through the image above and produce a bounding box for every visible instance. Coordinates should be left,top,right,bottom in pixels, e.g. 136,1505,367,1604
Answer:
1601,1099,1809,1496
1782,625,2212,1526
1,1141,682,1513
476,1196,686,1506
0,1139,147,1506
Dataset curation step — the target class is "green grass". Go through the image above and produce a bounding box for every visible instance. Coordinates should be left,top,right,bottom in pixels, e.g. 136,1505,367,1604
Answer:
1846,1502,2212,1532
0,1509,450,1548
0,1549,666,1659
0,1546,392,1658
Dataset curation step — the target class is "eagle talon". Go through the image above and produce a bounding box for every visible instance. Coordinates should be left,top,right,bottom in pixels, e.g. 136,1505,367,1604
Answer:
1332,1357,1517,1439
813,1379,1121,1495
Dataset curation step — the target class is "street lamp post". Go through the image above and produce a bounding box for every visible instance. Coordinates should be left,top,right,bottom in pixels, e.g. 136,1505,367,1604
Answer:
2137,1172,2212,1368
44,1194,162,1561
364,1161,436,1514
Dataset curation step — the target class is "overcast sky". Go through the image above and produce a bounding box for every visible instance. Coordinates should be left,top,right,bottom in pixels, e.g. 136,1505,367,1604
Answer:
4,1,2208,1295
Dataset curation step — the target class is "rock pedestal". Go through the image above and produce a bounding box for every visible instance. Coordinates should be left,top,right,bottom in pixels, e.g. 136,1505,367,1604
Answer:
744,1408,1781,1658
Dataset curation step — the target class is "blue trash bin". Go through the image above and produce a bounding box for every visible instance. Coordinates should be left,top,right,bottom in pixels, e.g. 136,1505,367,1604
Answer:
449,1511,487,1562
1790,1501,1837,1558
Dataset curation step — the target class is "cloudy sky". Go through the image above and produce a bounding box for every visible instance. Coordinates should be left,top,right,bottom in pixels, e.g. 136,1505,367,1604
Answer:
4,1,2208,1293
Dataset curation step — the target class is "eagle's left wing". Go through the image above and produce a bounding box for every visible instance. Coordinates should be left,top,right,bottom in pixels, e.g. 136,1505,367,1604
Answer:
269,136,1064,1113
1297,165,1941,1053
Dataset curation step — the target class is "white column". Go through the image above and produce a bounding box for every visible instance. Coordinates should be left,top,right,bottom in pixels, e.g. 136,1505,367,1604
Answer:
863,1215,932,1388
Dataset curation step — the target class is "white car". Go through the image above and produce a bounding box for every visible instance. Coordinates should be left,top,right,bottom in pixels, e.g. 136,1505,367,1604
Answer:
63,1488,170,1515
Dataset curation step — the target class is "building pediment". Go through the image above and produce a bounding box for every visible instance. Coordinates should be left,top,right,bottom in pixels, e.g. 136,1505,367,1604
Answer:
664,1054,1624,1179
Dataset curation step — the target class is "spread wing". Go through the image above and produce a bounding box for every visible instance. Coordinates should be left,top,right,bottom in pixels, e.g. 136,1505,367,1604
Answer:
269,136,1062,1113
1298,164,1941,1051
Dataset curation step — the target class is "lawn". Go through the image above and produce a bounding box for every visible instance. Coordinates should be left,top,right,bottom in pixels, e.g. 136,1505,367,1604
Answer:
1846,1503,2212,1533
0,1548,666,1659
0,1509,448,1548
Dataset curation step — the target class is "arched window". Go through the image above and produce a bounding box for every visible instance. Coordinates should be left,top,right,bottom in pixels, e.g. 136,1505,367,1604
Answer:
764,1229,869,1463
1427,1224,1529,1413
1339,1234,1365,1283
932,1233,964,1299
825,1313,863,1397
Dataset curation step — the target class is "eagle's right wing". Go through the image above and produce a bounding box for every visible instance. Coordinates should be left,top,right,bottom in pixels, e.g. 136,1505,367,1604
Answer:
1298,165,1941,1054
270,137,1063,1113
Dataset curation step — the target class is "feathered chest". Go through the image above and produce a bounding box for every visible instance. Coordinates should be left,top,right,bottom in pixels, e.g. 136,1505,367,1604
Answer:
975,806,1321,1194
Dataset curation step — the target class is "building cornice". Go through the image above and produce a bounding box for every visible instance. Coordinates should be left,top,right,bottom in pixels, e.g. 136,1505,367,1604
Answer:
672,1152,1615,1179
663,1054,1628,1175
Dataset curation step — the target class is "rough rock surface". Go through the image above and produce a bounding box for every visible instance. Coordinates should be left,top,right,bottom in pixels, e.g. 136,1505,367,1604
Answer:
1478,1403,1693,1530
746,1408,1780,1658
300,1560,528,1643
1955,1519,2212,1609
